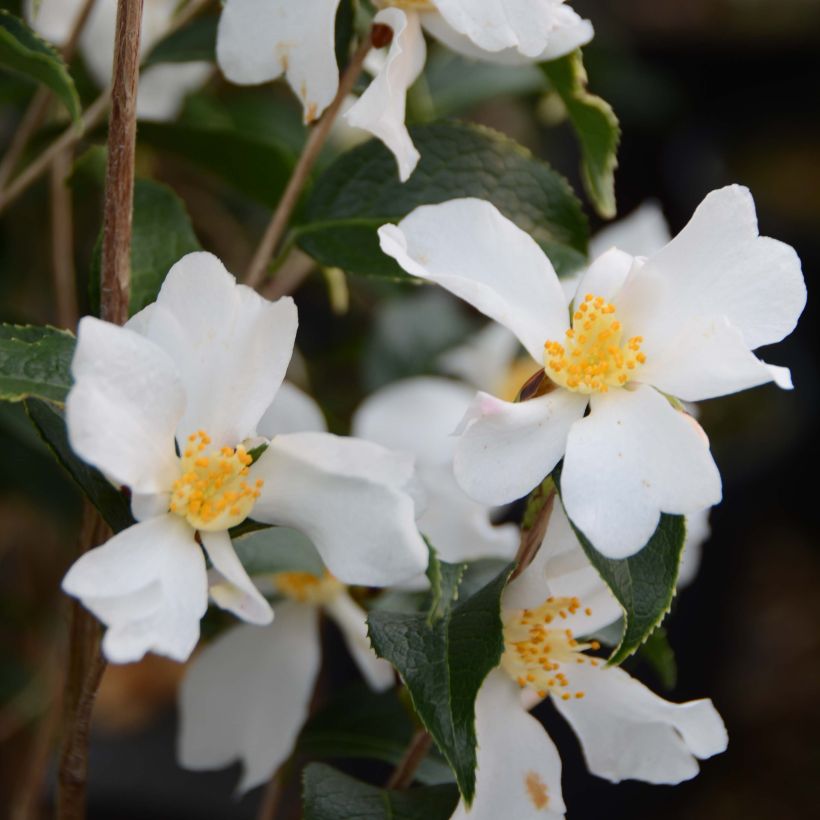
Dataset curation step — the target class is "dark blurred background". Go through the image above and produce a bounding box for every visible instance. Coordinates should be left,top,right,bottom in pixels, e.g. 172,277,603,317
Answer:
0,0,818,817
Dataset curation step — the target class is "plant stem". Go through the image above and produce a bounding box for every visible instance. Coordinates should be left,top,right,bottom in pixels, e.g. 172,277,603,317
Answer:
99,0,144,325
385,728,433,790
244,34,375,290
50,149,78,328
510,478,556,582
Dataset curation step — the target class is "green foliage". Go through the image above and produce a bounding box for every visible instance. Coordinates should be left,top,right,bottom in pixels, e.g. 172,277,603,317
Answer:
637,625,678,690
142,15,217,67
297,120,589,278
556,466,686,665
368,548,514,802
138,121,294,208
298,685,453,785
302,763,459,820
0,10,81,121
232,527,324,577
0,324,74,404
90,179,201,316
25,399,134,533
542,50,620,219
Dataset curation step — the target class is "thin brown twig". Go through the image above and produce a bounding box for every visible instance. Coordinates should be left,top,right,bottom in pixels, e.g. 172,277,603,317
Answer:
244,33,376,290
50,149,78,328
510,480,556,582
385,728,433,790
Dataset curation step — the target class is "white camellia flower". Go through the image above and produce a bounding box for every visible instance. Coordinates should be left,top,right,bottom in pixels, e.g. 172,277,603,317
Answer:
26,0,211,121
353,377,518,564
216,0,592,180
179,567,394,792
63,252,427,663
378,187,806,558
453,500,728,819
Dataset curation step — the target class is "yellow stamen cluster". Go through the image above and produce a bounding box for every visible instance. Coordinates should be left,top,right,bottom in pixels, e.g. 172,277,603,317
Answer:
543,293,646,394
169,430,262,531
275,571,343,605
380,0,436,9
501,595,601,701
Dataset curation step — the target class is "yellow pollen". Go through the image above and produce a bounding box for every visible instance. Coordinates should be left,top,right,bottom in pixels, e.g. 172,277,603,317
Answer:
543,294,646,394
169,431,261,531
500,595,597,701
274,571,343,605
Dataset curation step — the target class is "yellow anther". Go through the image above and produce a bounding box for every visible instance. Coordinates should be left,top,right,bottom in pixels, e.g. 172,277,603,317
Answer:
275,571,343,605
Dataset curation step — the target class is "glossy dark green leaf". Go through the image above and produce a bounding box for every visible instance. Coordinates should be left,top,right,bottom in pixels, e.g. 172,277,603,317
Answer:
0,324,74,404
298,121,588,278
0,10,81,121
25,399,134,533
368,553,514,802
142,15,217,67
302,763,459,820
542,51,620,219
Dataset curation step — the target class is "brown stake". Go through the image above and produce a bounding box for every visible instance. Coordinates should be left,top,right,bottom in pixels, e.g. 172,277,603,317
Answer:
99,0,144,325
244,32,378,290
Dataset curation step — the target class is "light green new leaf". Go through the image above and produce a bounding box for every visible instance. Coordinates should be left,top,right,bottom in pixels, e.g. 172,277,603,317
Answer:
555,465,686,665
368,550,514,803
542,50,620,219
0,11,81,122
0,324,75,404
302,763,459,820
298,121,589,278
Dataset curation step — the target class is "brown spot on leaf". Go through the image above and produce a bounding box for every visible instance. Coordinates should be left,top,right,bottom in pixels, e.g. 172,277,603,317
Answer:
525,771,549,809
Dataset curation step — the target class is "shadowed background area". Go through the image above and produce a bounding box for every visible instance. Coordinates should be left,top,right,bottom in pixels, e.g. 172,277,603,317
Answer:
0,0,817,816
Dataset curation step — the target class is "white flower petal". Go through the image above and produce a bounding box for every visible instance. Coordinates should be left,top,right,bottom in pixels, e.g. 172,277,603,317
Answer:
127,252,298,447
250,433,428,586
178,602,321,792
201,530,273,625
454,390,588,505
379,199,569,363
25,0,83,44
437,323,522,395
130,491,171,522
677,508,711,589
504,500,622,635
635,315,788,401
352,377,475,466
137,62,213,122
216,0,342,123
431,0,588,59
324,592,394,691
64,515,207,663
451,670,564,819
571,247,636,308
257,381,327,438
345,9,427,182
619,185,806,353
561,386,722,559
589,201,671,260
67,317,184,494
416,464,519,563
553,663,727,784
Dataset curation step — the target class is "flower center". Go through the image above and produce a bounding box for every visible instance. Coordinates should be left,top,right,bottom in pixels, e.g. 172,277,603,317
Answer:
500,595,600,701
169,430,263,532
274,571,343,605
543,293,646,394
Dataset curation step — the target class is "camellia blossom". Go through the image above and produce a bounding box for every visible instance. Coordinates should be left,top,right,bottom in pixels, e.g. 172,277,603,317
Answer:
216,0,592,180
453,501,728,819
178,568,393,792
378,187,806,558
26,0,211,121
63,252,427,663
353,377,518,564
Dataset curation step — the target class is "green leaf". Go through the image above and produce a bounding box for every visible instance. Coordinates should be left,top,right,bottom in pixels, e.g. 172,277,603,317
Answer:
368,555,514,802
298,121,588,278
542,50,620,219
637,625,678,690
142,15,217,67
302,763,459,820
555,466,686,665
0,10,81,122
91,179,201,316
0,324,75,404
298,685,453,785
138,121,294,208
232,527,324,577
25,399,134,533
